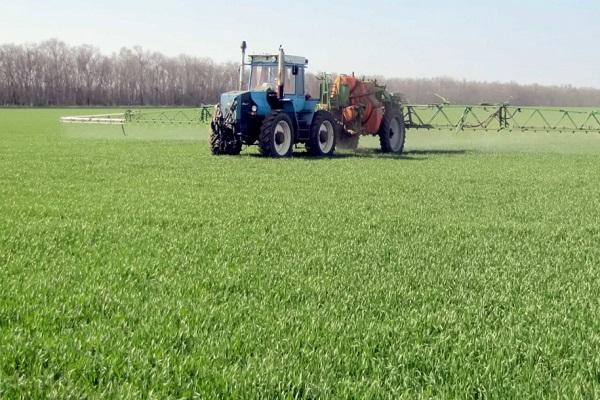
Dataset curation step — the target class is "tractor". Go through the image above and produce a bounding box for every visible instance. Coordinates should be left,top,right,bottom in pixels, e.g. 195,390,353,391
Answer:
210,42,406,157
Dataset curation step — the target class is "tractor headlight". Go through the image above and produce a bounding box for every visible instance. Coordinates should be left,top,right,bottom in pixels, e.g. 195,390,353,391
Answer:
251,105,257,113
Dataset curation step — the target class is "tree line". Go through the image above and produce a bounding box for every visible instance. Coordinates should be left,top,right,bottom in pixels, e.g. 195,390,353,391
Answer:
382,77,600,107
1,39,600,107
0,39,238,106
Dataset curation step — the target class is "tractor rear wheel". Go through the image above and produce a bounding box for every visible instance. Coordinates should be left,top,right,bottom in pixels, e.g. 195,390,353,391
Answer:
378,109,406,153
306,111,336,156
259,111,295,157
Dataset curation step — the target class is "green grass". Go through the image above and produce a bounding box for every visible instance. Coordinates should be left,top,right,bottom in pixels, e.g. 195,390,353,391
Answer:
2,108,600,398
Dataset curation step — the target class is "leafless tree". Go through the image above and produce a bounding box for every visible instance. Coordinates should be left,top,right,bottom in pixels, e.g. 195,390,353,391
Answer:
1,39,599,107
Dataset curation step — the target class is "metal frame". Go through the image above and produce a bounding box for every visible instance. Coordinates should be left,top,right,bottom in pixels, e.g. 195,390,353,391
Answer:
60,106,214,126
404,104,600,133
61,104,600,134
124,107,214,125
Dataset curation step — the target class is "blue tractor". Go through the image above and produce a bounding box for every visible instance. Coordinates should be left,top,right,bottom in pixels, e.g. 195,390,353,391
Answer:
210,42,338,157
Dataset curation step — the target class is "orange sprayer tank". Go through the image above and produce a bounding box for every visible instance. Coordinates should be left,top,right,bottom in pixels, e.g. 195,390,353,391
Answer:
331,75,385,134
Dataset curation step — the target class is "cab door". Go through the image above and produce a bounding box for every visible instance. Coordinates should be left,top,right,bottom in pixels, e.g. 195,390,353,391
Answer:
284,65,306,112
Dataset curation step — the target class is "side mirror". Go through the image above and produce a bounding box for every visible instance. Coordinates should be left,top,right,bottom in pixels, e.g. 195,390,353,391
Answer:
292,65,299,75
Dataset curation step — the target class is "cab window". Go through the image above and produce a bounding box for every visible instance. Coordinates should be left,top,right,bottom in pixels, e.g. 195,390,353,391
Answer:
284,67,296,95
250,65,277,90
249,65,298,95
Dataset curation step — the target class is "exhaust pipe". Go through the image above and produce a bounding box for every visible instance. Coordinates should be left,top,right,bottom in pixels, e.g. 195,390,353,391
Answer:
238,41,247,91
277,46,285,99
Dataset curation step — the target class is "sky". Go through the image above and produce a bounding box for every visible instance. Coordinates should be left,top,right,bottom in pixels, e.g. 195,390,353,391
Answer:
1,0,599,88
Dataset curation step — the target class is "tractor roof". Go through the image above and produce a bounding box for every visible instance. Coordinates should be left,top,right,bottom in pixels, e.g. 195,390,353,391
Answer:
249,54,308,66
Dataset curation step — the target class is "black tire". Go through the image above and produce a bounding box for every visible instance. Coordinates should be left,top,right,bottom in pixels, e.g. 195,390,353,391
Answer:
210,127,242,155
210,105,242,157
378,109,406,153
259,111,295,157
210,125,224,155
306,111,337,156
226,138,242,155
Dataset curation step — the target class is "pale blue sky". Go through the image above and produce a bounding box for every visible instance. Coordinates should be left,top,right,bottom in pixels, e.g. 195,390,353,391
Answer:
1,0,599,87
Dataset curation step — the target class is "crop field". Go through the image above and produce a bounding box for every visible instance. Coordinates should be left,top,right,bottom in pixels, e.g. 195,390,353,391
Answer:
2,108,600,398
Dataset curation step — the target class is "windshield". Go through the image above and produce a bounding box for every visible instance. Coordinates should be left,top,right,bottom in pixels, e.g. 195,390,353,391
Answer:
250,65,277,90
249,65,296,94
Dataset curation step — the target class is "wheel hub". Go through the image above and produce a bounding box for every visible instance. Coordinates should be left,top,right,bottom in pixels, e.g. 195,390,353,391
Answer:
389,118,403,151
317,121,334,153
319,131,328,143
275,132,285,145
273,120,292,156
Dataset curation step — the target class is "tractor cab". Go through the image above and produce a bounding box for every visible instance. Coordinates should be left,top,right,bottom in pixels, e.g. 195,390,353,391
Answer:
216,46,317,121
247,53,311,112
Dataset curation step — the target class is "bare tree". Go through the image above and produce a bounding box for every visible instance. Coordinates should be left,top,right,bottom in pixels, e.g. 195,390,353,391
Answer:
1,39,600,107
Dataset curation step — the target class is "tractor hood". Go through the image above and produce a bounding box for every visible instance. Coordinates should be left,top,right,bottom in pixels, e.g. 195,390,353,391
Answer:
220,89,273,118
219,91,246,112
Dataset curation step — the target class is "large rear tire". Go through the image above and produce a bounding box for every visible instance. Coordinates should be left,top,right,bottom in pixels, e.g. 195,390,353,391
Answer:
306,111,336,156
378,109,406,154
259,111,295,157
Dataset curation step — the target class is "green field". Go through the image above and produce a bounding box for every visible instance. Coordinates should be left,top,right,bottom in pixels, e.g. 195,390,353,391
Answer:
2,108,600,398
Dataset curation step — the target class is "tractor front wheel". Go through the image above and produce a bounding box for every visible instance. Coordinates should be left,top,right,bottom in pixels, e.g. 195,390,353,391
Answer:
306,111,337,156
209,128,222,155
210,127,242,155
378,110,406,154
259,111,295,157
210,105,242,155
